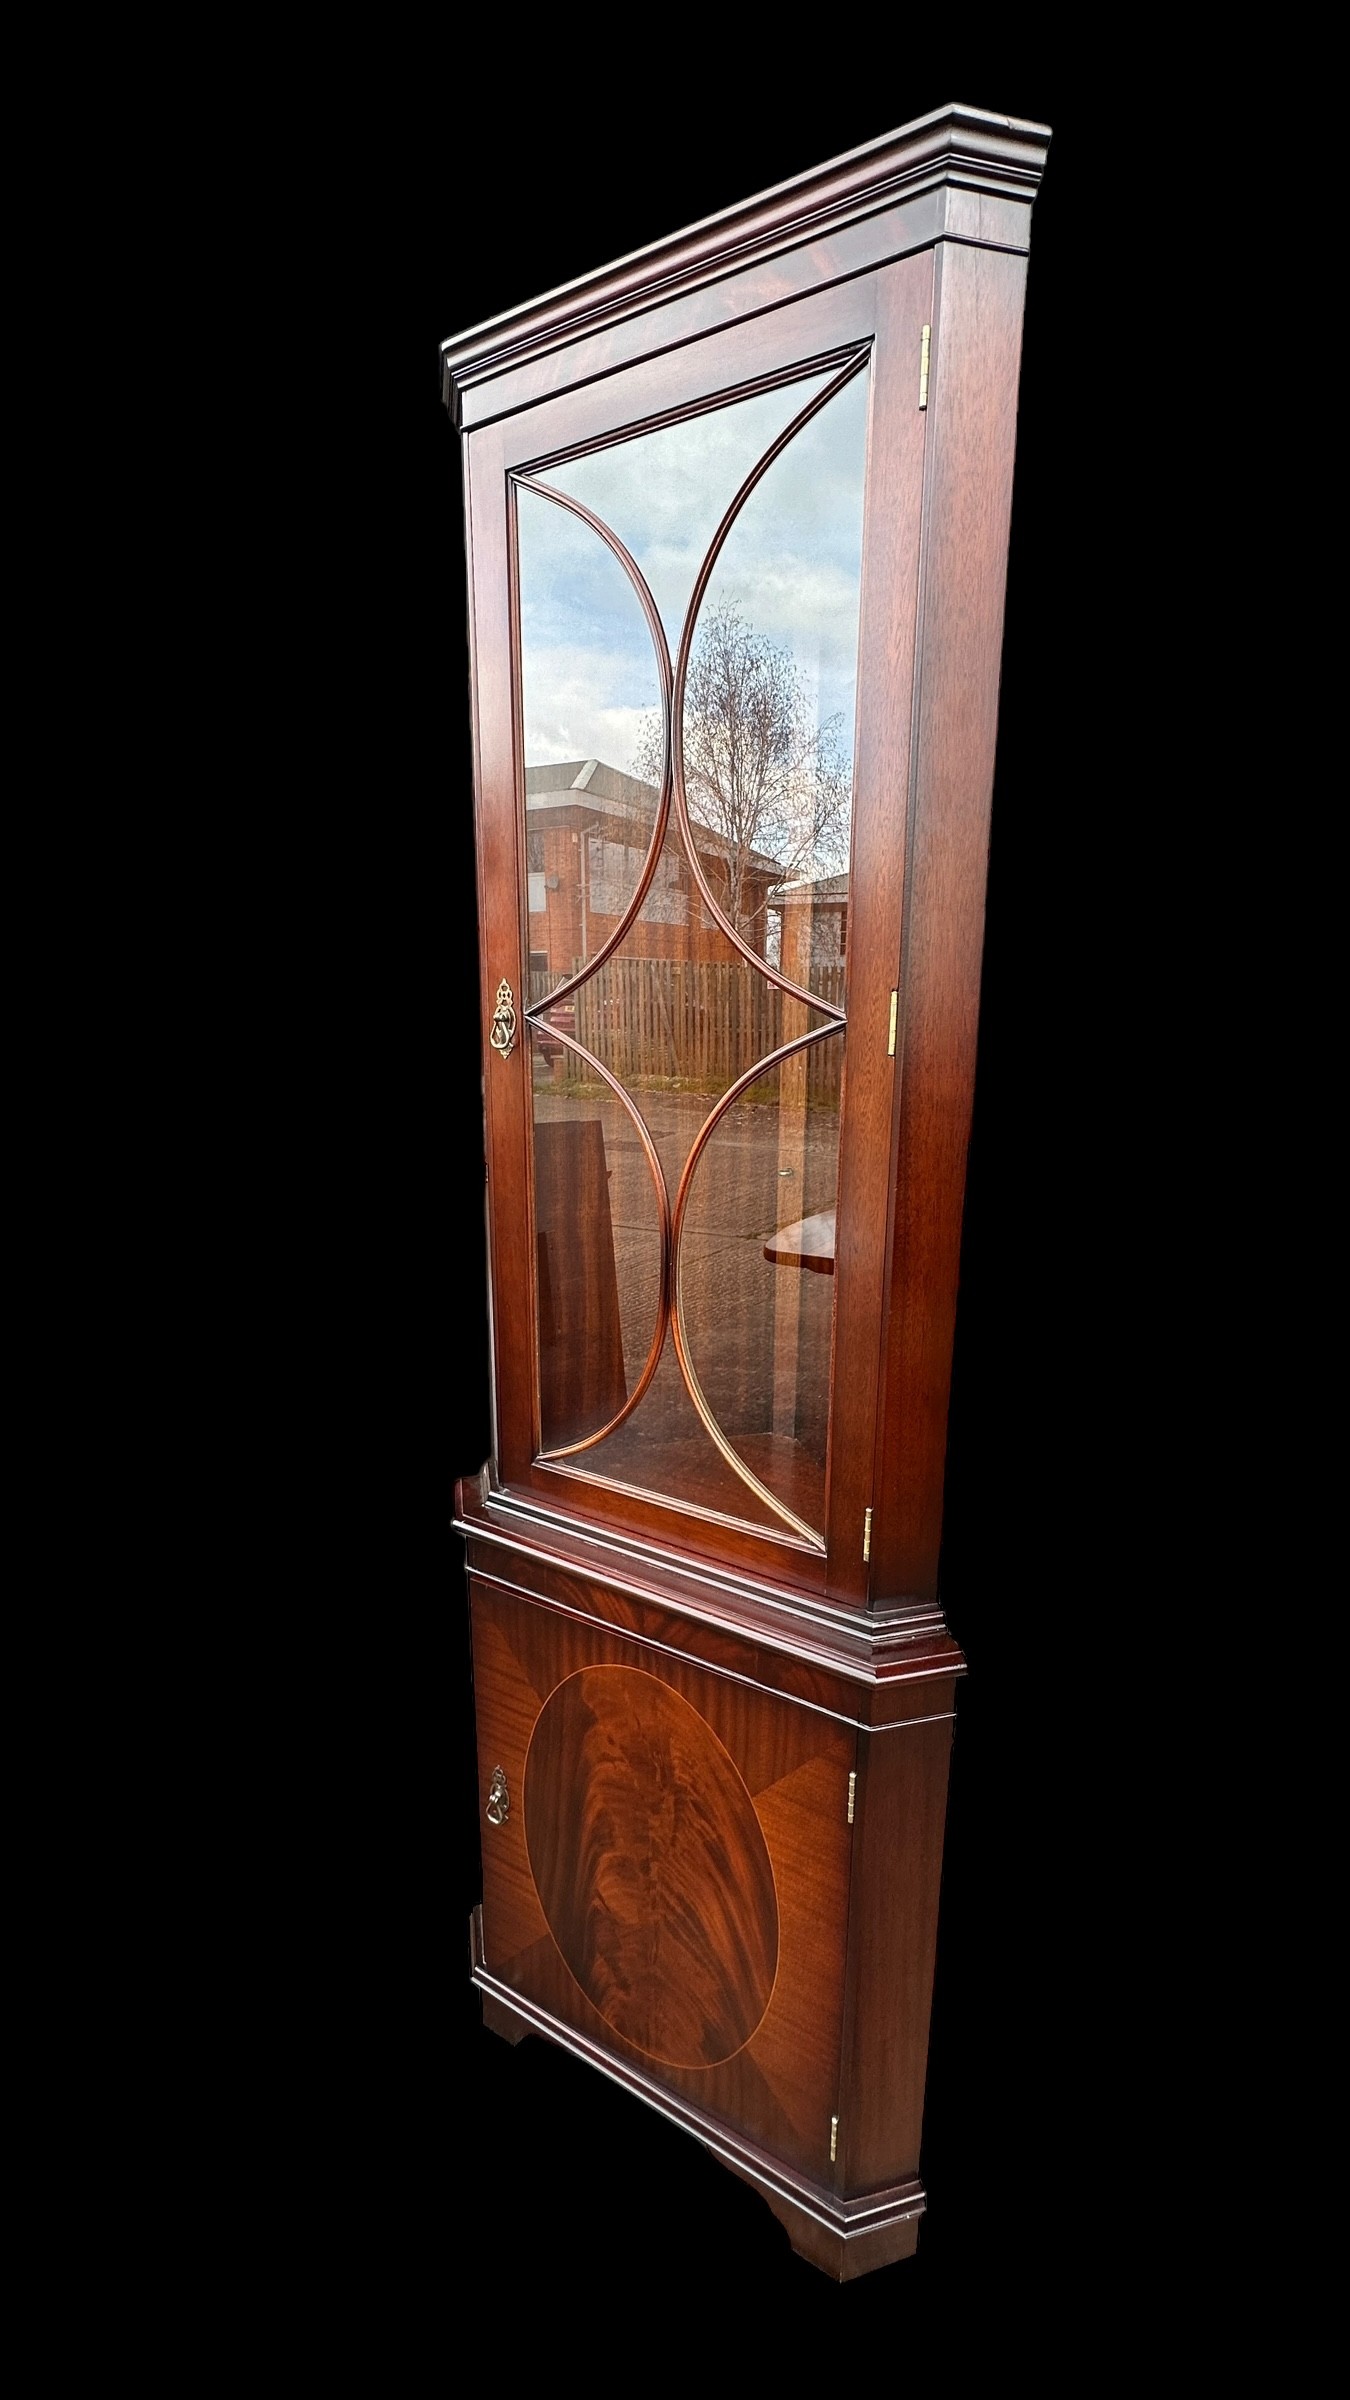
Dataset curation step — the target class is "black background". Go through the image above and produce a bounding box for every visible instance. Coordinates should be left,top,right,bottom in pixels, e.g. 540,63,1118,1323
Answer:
291,56,1140,2354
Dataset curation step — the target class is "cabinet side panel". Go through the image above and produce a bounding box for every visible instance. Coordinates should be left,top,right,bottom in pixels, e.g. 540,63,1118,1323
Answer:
839,1710,954,2190
872,242,1031,1603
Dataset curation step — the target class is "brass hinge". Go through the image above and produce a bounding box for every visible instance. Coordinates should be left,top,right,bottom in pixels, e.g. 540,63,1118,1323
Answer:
847,1771,857,1826
862,1506,872,1563
830,2116,839,2164
919,323,931,409
887,988,898,1057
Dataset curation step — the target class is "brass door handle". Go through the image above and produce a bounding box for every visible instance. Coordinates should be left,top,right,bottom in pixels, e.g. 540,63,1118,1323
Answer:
489,980,517,1059
486,1765,510,1826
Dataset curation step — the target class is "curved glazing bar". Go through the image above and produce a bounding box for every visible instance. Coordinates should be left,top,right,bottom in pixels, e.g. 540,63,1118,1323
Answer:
529,1020,671,1458
674,1025,844,1534
671,354,869,1014
548,1342,796,1539
531,370,837,654
668,1022,843,1545
536,810,838,1204
515,483,671,1002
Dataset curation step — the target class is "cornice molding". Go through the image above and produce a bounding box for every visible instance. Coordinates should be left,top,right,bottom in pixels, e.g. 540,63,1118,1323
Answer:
440,103,1050,420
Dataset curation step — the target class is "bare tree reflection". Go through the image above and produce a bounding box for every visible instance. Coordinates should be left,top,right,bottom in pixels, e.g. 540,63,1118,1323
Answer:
633,602,850,946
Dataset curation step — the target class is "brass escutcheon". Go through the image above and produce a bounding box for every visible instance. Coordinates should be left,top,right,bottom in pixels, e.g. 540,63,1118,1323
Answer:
488,979,517,1059
486,1765,510,1826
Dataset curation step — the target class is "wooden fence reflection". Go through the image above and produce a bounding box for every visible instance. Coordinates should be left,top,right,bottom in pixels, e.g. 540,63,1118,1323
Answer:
530,959,845,1101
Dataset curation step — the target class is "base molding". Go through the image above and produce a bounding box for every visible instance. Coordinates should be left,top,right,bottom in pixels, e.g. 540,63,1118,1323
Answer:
759,2193,921,2281
470,1909,925,2280
480,1989,530,2046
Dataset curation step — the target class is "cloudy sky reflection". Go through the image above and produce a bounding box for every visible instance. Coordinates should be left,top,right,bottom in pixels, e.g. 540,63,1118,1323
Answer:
519,368,868,783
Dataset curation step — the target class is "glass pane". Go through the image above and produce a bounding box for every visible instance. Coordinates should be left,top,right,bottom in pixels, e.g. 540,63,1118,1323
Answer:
521,364,868,1541
677,1030,844,1536
534,813,834,1204
517,486,664,976
536,373,834,653
567,1329,786,1534
530,1027,663,1453
683,368,867,996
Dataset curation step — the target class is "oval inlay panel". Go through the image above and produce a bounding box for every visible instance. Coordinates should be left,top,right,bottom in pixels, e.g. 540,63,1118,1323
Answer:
524,1667,778,2068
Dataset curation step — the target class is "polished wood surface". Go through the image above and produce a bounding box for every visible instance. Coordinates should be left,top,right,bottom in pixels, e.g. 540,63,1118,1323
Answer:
471,1578,854,2181
763,1208,835,1273
839,1715,954,2190
479,1989,529,2047
760,2194,920,2283
533,1117,627,1449
457,1468,965,1730
441,104,1049,429
869,237,1033,1606
525,1666,778,2067
470,1904,927,2280
820,251,933,1604
447,183,1027,440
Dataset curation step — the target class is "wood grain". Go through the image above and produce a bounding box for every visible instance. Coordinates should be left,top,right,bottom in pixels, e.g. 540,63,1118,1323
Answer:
471,1905,927,2283
442,104,1048,428
869,237,1033,1606
458,1473,965,1728
837,1714,955,2190
470,1604,550,1974
748,1752,853,2150
759,2191,921,2281
464,413,538,1473
449,196,936,435
480,1990,530,2047
822,247,933,1601
524,1665,778,2068
470,1580,854,2178
533,1116,628,1450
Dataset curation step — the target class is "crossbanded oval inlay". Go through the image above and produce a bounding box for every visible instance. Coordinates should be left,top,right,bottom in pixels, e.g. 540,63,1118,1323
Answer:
524,1666,778,2068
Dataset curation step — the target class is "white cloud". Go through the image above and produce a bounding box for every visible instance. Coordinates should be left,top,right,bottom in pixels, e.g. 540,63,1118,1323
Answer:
520,369,868,771
523,645,657,771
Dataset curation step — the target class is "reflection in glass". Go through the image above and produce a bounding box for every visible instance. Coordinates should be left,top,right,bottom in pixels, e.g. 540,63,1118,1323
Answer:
530,1028,663,1454
681,367,867,995
536,374,833,653
517,487,665,980
535,812,834,1206
521,362,869,1539
676,1030,843,1536
570,1330,786,1534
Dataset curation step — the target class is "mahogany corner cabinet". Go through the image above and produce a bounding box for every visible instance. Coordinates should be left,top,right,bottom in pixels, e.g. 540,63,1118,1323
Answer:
444,103,1050,2281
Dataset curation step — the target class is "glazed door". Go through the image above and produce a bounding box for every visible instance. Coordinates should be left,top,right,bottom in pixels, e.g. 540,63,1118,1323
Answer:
465,255,933,1600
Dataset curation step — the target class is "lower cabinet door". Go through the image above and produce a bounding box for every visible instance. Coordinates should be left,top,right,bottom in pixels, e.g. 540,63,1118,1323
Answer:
469,1576,856,2185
